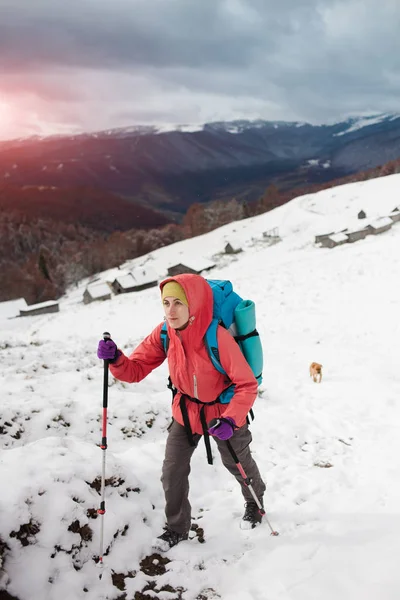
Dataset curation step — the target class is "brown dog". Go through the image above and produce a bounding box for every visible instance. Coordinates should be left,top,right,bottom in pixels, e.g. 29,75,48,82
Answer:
309,362,322,383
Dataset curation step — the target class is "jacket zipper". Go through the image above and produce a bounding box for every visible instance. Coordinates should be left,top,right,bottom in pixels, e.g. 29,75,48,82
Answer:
193,374,198,399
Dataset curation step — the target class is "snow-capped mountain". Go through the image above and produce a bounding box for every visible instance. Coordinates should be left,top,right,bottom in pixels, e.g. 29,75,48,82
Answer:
1,114,400,216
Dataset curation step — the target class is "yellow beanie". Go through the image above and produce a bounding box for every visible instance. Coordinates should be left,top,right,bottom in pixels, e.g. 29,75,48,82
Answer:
162,281,189,306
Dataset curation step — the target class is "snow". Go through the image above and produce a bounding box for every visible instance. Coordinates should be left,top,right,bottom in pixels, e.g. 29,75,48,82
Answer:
369,216,393,229
85,283,111,299
131,266,158,286
112,273,136,289
22,300,59,310
333,113,399,136
0,298,27,319
100,123,205,136
112,266,158,290
329,232,348,243
1,173,400,600
166,257,216,274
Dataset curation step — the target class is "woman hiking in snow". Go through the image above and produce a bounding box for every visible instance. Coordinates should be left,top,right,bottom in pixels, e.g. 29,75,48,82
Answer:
97,273,266,550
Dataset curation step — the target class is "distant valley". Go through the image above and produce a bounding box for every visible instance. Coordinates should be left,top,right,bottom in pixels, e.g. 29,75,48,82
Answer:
1,114,400,228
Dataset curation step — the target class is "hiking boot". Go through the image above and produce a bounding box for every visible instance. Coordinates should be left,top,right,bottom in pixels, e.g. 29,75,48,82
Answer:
240,501,263,530
155,527,189,552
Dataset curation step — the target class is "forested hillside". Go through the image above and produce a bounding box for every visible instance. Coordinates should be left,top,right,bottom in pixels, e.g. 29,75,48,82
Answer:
1,157,400,304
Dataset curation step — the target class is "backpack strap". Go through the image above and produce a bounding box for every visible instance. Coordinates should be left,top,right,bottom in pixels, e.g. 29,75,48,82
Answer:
179,394,221,464
160,321,169,353
204,319,226,376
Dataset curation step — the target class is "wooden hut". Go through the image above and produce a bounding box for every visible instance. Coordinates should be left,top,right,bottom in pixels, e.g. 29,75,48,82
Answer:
224,242,242,254
315,231,335,244
357,210,367,219
20,300,59,317
346,225,370,243
389,209,400,223
111,267,158,295
83,282,111,304
167,258,216,277
315,229,347,245
318,232,349,248
367,216,393,235
262,227,281,245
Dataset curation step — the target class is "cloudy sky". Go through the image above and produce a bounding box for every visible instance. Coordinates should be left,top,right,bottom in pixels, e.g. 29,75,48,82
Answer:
0,0,399,139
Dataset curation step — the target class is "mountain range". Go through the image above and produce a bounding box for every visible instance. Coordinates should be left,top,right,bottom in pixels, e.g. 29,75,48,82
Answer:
1,113,400,224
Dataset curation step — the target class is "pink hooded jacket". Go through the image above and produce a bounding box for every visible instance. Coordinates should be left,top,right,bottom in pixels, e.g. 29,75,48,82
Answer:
109,273,258,435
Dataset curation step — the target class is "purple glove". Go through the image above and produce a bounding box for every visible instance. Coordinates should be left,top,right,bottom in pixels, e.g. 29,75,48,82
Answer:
97,339,120,362
208,417,237,441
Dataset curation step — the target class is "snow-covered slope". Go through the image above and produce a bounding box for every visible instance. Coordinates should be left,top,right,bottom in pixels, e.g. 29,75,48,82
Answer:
333,112,400,136
1,175,400,600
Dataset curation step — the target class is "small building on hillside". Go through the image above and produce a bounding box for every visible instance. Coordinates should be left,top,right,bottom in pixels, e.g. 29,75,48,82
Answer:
263,227,281,245
19,300,59,317
358,210,367,219
167,258,216,277
224,241,242,254
389,208,400,223
0,297,27,320
346,225,370,243
130,266,158,290
318,232,349,249
83,282,112,304
111,266,158,295
315,229,348,245
111,274,136,294
315,231,335,244
367,216,393,235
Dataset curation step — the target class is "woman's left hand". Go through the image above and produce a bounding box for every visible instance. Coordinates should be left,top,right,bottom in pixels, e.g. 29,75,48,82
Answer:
208,417,236,440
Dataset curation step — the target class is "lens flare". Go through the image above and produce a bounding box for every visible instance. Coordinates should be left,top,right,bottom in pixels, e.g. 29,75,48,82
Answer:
0,100,16,140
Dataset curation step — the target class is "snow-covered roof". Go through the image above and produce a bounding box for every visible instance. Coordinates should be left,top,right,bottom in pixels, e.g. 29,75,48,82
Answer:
346,224,370,234
85,283,111,298
130,266,158,285
0,297,27,320
21,300,59,311
225,241,242,250
114,273,136,288
329,232,348,243
369,216,393,229
169,257,216,271
114,267,158,289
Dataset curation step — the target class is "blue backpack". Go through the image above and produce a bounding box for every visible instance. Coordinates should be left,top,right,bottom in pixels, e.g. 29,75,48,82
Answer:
160,279,263,403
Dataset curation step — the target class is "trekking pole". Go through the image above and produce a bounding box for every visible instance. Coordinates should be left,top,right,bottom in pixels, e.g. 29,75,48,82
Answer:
97,331,111,569
225,438,279,536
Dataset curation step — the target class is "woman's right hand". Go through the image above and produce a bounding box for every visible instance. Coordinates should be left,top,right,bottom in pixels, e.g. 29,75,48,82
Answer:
97,338,119,362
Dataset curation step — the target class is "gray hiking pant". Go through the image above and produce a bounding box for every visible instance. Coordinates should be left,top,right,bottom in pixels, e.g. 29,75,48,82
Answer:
161,420,266,534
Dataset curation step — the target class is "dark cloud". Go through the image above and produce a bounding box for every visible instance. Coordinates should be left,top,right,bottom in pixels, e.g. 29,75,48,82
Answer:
0,0,400,138
0,0,269,71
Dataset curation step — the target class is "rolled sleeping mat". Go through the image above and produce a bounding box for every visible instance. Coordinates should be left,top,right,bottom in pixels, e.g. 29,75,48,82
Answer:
234,299,263,384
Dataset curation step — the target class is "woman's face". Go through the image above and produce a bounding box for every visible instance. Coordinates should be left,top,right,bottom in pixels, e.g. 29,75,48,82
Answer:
163,296,190,330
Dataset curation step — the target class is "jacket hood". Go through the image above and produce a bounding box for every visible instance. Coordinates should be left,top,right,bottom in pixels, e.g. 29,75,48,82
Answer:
160,274,213,345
